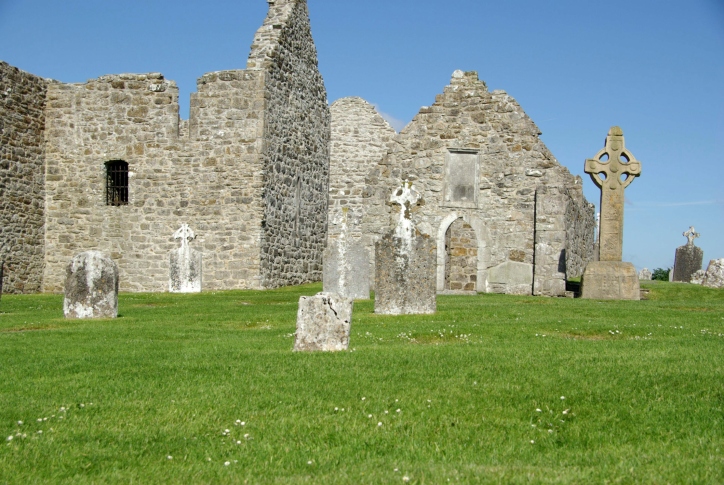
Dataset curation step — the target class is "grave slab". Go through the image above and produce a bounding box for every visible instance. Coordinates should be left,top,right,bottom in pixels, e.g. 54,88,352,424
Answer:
64,251,119,319
294,292,353,352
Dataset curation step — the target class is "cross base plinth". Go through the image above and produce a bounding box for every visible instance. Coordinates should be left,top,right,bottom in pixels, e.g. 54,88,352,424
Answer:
580,261,640,300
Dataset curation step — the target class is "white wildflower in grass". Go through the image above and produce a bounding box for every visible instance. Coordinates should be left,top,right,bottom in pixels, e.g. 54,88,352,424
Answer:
403,476,410,482
37,418,42,422
394,468,399,472
167,456,173,460
396,409,401,413
561,396,565,400
236,440,241,445
361,397,366,401
37,430,42,434
235,419,241,425
241,422,245,426
378,422,383,427
530,440,535,444
224,461,231,466
562,409,569,415
548,429,554,433
80,404,84,408
334,407,339,412
6,436,12,441
536,408,542,413
17,421,22,426
385,410,389,414
244,433,250,439
307,460,313,465
368,414,373,419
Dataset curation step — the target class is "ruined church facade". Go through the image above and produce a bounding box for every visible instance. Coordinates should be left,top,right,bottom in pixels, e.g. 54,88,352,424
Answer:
2,0,594,296
328,71,595,296
1,0,330,293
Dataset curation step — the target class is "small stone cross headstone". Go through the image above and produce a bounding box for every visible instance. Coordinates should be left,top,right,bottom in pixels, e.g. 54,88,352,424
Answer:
672,226,703,283
581,127,641,300
374,181,436,314
169,223,202,293
64,251,119,319
294,292,353,352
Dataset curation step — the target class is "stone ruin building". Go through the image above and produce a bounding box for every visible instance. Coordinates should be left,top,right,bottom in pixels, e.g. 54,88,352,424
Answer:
1,0,595,297
1,0,330,293
328,71,595,297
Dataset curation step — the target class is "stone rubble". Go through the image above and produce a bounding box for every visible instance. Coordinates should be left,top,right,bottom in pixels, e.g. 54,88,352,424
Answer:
701,259,724,289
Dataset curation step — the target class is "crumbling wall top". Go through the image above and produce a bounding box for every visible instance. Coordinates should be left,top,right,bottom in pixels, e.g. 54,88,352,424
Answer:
247,0,305,70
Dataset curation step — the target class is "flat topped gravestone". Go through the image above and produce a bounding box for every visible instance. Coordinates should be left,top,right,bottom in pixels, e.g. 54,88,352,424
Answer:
672,226,703,283
64,251,119,319
374,181,436,315
294,293,353,352
323,208,370,300
169,224,202,293
580,127,641,300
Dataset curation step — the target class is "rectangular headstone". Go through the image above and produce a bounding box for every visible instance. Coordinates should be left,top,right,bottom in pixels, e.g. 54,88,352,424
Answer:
672,245,703,283
375,231,437,314
64,251,119,318
294,292,353,352
323,237,370,299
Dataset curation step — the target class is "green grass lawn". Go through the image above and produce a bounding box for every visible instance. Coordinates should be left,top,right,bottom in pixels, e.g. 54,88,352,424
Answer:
1,282,723,484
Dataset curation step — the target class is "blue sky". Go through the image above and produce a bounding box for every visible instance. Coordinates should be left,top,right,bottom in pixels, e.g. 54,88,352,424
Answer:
1,0,722,272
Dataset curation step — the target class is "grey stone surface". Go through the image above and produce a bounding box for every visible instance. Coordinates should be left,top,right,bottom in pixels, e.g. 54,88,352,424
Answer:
0,62,47,294
638,268,652,280
488,261,534,296
1,0,329,294
63,251,119,319
581,261,640,300
294,292,352,352
702,259,724,289
690,269,706,285
323,211,370,299
672,227,703,283
169,224,202,293
374,182,436,314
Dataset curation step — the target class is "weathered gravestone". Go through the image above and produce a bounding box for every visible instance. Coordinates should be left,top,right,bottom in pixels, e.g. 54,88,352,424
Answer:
169,224,202,293
701,259,724,289
375,181,436,314
64,251,118,319
580,127,641,300
690,269,706,285
323,208,370,299
638,268,652,280
672,226,703,283
294,292,353,352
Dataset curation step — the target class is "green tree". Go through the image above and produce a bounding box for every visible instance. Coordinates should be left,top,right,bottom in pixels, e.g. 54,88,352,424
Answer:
652,268,670,281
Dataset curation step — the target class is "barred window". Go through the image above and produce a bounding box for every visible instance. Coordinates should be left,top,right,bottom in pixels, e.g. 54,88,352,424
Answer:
105,160,129,206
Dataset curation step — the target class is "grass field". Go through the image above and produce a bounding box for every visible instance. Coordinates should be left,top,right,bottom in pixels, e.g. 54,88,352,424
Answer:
1,282,723,484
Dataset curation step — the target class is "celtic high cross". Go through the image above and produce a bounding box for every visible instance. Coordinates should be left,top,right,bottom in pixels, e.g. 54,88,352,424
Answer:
585,126,641,262
174,223,195,251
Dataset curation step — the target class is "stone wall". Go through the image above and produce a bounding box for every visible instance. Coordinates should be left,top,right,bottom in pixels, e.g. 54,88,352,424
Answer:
360,70,594,295
256,0,330,288
0,62,48,293
444,218,478,291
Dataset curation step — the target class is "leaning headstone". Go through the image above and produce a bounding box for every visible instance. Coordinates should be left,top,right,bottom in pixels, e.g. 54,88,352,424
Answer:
638,268,652,280
672,226,703,283
64,251,119,319
702,259,724,289
690,269,706,285
169,224,202,293
323,208,370,299
294,292,353,352
580,127,641,300
375,181,436,314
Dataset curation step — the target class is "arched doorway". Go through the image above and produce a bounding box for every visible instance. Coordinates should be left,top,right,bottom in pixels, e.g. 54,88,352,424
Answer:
444,218,478,291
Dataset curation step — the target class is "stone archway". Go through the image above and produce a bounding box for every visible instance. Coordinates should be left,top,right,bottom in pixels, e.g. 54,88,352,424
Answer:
436,213,491,293
444,218,478,291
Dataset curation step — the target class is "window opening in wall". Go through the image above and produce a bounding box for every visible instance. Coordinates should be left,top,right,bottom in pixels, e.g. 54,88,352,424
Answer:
105,160,129,206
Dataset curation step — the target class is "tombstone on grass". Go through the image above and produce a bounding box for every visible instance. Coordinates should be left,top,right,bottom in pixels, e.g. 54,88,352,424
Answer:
169,224,202,293
375,181,436,314
323,208,370,299
690,269,706,286
294,292,353,352
701,259,724,289
64,251,119,319
580,127,641,300
638,268,652,281
672,226,703,283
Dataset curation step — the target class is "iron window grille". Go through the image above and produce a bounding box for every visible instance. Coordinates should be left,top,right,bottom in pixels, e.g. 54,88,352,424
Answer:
105,160,129,206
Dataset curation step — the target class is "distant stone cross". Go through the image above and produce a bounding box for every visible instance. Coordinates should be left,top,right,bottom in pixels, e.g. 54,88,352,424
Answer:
390,180,421,246
683,226,699,247
585,126,641,261
174,224,195,250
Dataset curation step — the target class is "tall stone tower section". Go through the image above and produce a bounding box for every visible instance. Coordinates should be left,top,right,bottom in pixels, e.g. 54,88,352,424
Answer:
249,0,331,288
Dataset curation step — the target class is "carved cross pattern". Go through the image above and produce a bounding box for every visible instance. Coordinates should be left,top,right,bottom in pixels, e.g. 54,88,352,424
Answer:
584,127,642,262
585,126,641,190
173,224,196,250
683,226,700,246
390,180,421,222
